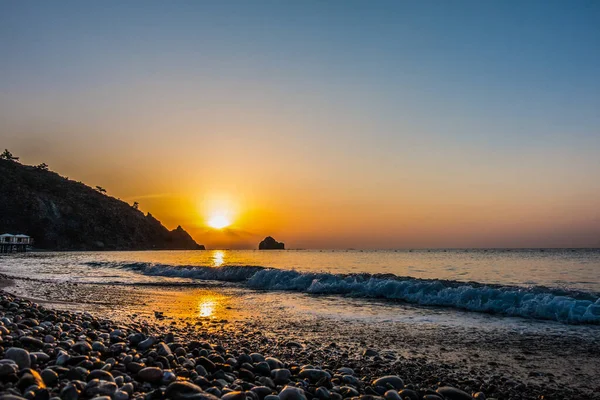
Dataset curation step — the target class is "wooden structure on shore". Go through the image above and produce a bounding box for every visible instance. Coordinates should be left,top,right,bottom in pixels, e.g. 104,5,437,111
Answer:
0,233,33,253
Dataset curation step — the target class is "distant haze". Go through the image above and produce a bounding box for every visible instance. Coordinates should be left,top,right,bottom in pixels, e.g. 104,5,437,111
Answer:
1,1,599,249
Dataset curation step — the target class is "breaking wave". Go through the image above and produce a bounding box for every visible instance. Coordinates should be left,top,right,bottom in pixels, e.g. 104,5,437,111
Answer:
85,261,600,325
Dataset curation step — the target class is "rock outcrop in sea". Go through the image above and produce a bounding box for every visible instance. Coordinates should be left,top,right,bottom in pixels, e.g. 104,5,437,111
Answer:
259,236,285,250
0,158,205,250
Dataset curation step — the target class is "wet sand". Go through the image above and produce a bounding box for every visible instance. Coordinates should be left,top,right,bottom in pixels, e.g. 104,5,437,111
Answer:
2,274,600,400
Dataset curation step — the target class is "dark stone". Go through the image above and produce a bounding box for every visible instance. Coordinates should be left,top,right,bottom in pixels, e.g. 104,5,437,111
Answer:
435,387,473,400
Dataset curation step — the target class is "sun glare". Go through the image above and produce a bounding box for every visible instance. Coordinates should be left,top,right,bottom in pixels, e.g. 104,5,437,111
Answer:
208,214,231,229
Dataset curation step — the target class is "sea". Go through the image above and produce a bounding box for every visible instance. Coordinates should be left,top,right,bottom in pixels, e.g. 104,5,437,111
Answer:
1,249,600,328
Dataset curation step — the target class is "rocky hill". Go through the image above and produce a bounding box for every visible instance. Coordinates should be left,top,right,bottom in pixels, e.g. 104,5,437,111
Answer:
0,158,204,250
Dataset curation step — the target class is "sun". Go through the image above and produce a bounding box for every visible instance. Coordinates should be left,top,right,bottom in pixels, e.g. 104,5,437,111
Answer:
208,214,231,229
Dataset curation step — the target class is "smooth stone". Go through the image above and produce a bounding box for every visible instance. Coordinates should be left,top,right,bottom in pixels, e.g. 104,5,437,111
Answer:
279,386,307,400
251,386,273,400
265,357,284,370
137,337,155,350
84,379,118,396
17,368,46,391
0,362,19,377
5,347,31,369
337,368,354,375
222,391,246,400
137,367,163,383
436,387,473,400
473,393,485,400
271,368,291,384
92,342,107,352
71,341,93,354
164,381,219,400
316,387,331,400
20,336,44,349
372,376,404,391
339,386,360,397
60,383,80,400
362,349,378,357
113,390,130,400
299,368,331,382
87,369,115,382
255,361,271,376
162,370,177,385
397,389,418,400
31,352,50,362
342,375,361,386
41,369,59,386
264,396,280,400
43,335,55,344
157,342,172,356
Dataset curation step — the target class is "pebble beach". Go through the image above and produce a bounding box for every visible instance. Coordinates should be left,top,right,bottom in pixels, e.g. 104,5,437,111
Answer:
0,271,599,400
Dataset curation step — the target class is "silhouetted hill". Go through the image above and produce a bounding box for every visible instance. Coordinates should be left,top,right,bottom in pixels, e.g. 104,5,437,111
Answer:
0,159,204,250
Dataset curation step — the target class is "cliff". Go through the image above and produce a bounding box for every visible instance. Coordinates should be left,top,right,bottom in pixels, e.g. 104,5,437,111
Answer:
0,158,205,250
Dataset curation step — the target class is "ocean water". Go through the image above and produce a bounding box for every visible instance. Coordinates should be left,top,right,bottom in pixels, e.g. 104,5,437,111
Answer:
1,249,600,325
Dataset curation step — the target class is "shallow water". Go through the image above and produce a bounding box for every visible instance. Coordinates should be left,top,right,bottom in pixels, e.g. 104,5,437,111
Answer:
1,249,600,325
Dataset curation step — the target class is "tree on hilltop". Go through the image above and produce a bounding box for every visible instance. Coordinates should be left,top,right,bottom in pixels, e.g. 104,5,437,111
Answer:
0,149,19,161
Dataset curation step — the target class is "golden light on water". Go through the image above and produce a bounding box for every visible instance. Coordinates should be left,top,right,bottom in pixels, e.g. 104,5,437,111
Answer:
198,296,217,318
212,250,225,267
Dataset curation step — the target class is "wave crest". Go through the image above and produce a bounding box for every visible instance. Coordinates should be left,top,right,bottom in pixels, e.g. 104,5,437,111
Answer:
85,261,600,324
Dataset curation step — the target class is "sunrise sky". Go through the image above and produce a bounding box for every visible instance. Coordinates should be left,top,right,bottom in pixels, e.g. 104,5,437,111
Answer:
1,1,599,249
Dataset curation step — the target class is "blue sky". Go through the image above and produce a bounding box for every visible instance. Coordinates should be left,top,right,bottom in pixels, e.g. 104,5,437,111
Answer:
1,1,599,247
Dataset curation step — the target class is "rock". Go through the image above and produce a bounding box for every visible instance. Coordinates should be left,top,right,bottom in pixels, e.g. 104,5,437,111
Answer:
435,387,473,400
258,236,285,250
113,390,130,400
362,349,378,357
19,336,44,349
271,368,292,384
72,341,93,354
87,369,115,382
41,369,59,386
265,357,284,370
222,391,246,400
164,381,219,400
251,386,274,400
60,383,80,400
298,368,331,382
397,390,418,400
372,376,404,391
0,362,19,378
279,386,307,400
136,336,154,350
84,379,118,397
138,367,164,383
16,368,46,391
157,342,172,356
5,347,31,369
316,387,331,400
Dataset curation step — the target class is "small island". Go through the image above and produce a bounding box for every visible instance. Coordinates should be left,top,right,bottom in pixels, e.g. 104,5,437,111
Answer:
258,236,285,250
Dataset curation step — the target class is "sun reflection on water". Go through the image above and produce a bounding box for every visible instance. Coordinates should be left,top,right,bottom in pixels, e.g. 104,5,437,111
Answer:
198,296,217,318
212,250,225,267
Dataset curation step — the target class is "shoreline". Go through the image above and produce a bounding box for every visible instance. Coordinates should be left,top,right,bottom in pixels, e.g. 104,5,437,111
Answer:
0,275,599,399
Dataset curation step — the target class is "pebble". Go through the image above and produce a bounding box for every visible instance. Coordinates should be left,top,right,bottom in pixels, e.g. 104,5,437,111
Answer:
0,290,491,400
279,386,307,400
371,376,405,391
137,367,164,383
436,386,474,400
4,347,31,369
